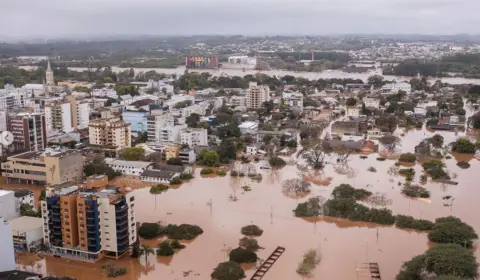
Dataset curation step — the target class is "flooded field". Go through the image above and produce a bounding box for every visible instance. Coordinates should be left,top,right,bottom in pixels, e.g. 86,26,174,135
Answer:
10,123,480,280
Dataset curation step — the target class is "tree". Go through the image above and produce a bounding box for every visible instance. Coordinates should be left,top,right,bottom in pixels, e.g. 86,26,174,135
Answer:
240,225,263,236
297,141,331,169
346,97,357,106
428,134,444,148
166,157,183,166
281,179,311,197
425,244,478,279
138,223,161,239
378,135,401,152
211,262,246,280
229,247,257,263
156,240,174,256
186,113,200,128
428,216,477,248
119,147,145,161
451,138,476,154
199,150,219,166
19,204,41,217
139,244,155,265
218,139,236,163
293,196,325,217
469,113,480,129
331,184,372,200
367,75,384,88
238,237,260,251
399,153,417,162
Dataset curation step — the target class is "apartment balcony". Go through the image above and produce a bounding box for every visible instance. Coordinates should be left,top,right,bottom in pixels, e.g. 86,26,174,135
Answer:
116,219,128,228
116,212,128,221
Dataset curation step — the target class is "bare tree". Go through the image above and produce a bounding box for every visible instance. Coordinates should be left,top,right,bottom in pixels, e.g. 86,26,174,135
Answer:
297,141,331,169
378,135,401,152
282,179,311,197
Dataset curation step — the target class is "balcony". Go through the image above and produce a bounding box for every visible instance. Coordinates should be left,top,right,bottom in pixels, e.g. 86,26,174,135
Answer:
116,212,128,221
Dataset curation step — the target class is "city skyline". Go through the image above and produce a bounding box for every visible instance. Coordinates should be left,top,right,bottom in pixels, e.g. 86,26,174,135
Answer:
2,0,480,40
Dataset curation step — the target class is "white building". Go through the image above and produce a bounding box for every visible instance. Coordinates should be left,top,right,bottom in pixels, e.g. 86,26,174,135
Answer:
76,101,90,129
13,189,34,211
346,106,361,118
181,104,206,118
147,79,174,94
381,82,412,95
104,158,152,176
44,101,73,135
246,82,270,109
0,190,20,221
238,121,259,135
92,88,118,99
363,98,380,109
178,149,196,164
160,124,188,146
282,91,304,112
180,128,208,148
0,218,16,271
10,216,44,252
229,96,247,107
245,145,258,155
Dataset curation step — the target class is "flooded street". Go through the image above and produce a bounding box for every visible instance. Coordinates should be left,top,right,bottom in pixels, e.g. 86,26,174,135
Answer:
13,121,480,279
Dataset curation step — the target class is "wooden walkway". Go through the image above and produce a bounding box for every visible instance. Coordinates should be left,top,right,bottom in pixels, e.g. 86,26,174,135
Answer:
250,246,285,280
356,263,381,280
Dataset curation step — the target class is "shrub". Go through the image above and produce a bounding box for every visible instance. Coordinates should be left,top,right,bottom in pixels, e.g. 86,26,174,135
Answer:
376,157,386,161
104,264,127,278
238,237,260,252
166,157,183,166
360,155,368,159
366,208,396,225
179,173,194,180
170,240,186,249
367,166,377,172
165,224,204,240
200,168,215,175
331,184,372,200
428,216,478,248
451,138,476,154
149,184,168,194
287,140,298,148
229,247,257,263
297,249,321,276
293,197,324,217
402,185,430,198
230,170,238,177
239,172,245,177
422,160,449,180
216,170,227,176
269,157,286,167
199,150,220,166
457,161,470,169
399,168,415,182
424,244,478,279
240,225,263,236
211,262,246,280
169,176,182,185
399,153,417,162
395,215,434,231
156,240,174,256
415,121,423,129
138,223,161,239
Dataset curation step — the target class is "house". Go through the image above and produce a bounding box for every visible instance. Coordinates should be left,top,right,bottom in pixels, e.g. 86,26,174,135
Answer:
381,82,412,95
345,106,361,118
13,189,34,211
140,164,188,184
238,121,258,135
104,158,152,176
254,130,297,144
10,216,44,252
363,98,380,109
414,107,427,117
178,149,196,164
245,145,258,156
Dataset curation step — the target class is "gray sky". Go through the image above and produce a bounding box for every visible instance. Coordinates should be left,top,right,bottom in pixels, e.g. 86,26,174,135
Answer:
2,0,480,39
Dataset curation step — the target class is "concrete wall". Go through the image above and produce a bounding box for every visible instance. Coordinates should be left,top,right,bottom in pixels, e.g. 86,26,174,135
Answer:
0,191,20,221
0,218,16,271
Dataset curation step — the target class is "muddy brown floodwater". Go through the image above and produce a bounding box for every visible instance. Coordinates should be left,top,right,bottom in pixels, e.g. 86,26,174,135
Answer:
12,120,480,280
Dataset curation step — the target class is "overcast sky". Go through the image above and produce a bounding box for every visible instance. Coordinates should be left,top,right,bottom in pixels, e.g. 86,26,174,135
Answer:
2,0,480,39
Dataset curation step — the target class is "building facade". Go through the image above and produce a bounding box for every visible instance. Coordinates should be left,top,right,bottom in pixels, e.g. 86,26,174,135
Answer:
180,128,208,148
88,118,131,150
8,113,47,152
246,82,270,109
0,218,16,271
45,101,73,135
0,190,20,221
41,185,136,261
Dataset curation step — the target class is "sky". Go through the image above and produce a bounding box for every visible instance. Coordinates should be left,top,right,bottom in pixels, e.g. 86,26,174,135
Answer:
2,0,480,40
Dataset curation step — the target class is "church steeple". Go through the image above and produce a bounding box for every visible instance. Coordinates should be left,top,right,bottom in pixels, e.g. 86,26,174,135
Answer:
47,60,52,72
45,59,55,96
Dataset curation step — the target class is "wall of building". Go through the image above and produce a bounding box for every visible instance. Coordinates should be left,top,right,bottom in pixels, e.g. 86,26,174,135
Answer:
0,191,19,221
0,218,16,271
60,195,79,248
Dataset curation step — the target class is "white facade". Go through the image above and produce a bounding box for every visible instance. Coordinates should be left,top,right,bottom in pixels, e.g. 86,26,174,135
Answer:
246,82,270,109
14,190,34,211
381,82,412,94
10,216,44,252
0,190,20,221
181,104,206,118
178,149,196,164
0,218,16,271
92,88,118,99
246,146,258,155
0,110,7,132
346,106,361,118
238,121,259,135
45,102,74,135
180,128,208,148
160,124,188,145
76,102,90,129
60,102,73,133
104,158,152,176
230,96,247,107
363,98,380,109
282,91,304,112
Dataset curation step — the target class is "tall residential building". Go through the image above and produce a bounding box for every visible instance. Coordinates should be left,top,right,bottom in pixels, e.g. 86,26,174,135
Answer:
0,218,16,271
180,128,208,148
246,82,270,109
1,147,83,186
67,95,90,130
41,185,136,261
8,112,47,152
88,117,131,150
45,101,73,135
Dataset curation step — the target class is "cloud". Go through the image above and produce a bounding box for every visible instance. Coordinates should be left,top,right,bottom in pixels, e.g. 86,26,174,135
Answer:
1,0,479,39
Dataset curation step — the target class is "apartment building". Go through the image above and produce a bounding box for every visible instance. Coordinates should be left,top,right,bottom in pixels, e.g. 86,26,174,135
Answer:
66,95,90,130
180,128,208,148
45,101,73,135
8,112,47,152
282,91,304,112
1,147,83,186
41,185,136,261
88,118,131,150
229,96,247,107
246,82,270,109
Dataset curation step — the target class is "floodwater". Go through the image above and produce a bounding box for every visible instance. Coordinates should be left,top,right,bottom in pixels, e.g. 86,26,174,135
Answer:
19,65,480,85
12,105,480,280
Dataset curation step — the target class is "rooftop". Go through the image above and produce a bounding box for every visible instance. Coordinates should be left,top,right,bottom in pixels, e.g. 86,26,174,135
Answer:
0,190,13,197
104,158,152,169
9,216,44,233
13,189,33,198
0,270,40,280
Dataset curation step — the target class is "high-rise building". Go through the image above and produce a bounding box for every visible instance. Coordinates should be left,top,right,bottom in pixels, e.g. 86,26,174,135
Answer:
8,112,47,152
1,147,83,186
41,185,137,261
246,82,270,109
180,128,208,148
45,101,74,135
88,117,131,150
67,95,90,130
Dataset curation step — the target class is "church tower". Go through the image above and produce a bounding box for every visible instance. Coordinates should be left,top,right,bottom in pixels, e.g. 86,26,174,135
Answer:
45,60,55,95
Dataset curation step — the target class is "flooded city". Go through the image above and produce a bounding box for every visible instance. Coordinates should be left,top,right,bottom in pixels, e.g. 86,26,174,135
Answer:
9,113,480,280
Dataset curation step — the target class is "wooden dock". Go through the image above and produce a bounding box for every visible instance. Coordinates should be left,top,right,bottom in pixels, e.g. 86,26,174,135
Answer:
356,263,381,280
250,246,285,280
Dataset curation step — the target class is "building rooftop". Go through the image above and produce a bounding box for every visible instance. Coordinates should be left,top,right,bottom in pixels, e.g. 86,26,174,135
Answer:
104,158,152,169
0,190,13,197
238,121,258,129
13,189,33,198
10,151,42,160
9,216,44,233
0,270,40,280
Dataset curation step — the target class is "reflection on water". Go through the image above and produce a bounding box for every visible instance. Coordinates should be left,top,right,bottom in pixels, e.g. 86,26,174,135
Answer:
10,123,480,280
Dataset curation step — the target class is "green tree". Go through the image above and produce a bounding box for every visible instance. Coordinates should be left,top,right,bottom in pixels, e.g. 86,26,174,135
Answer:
211,261,246,280
186,113,200,128
156,241,174,256
367,75,384,88
167,157,183,166
451,138,476,154
139,244,155,265
119,147,145,161
229,247,257,263
425,244,478,279
346,97,357,106
428,216,477,247
200,150,220,166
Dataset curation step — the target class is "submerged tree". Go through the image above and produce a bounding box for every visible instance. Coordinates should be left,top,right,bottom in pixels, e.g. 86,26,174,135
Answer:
297,141,331,169
379,135,401,152
281,178,311,197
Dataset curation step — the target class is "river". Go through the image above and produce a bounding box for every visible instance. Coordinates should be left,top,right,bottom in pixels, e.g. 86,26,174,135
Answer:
19,65,480,85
